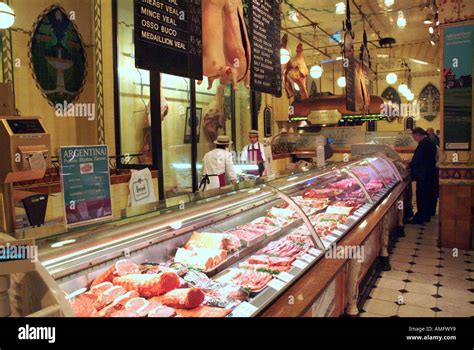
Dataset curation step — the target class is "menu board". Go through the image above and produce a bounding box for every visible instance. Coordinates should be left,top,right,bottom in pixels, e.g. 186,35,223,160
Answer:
134,0,203,79
60,146,112,227
248,0,282,97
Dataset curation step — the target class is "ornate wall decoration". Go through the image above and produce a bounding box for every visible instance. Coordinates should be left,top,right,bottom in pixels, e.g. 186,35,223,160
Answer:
94,0,105,145
28,5,87,107
419,83,440,122
381,86,401,123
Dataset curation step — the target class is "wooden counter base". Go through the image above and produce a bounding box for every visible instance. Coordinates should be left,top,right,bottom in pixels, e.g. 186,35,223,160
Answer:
261,182,407,317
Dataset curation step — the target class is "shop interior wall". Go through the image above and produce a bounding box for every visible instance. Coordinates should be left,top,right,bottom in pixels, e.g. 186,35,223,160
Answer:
6,0,99,153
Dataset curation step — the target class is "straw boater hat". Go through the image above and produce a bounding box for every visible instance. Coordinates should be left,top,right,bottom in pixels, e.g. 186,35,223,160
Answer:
249,129,259,136
214,135,233,145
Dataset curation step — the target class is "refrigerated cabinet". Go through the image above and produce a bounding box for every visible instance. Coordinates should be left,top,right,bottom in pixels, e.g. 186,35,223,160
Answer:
27,155,405,317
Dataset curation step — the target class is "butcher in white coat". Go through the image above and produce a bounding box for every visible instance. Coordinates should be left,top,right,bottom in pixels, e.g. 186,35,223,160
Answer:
200,135,237,191
241,129,266,176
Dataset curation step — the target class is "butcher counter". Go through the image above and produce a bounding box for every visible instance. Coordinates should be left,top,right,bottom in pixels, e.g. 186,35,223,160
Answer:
3,154,408,318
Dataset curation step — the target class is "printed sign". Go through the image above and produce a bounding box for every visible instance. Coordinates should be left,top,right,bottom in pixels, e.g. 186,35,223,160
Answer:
60,145,112,227
443,24,473,150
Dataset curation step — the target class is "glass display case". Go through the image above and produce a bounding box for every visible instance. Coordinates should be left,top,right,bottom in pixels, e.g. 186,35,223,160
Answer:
36,155,402,318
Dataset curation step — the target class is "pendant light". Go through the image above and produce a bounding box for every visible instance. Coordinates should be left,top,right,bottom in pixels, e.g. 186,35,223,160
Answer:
0,3,15,29
310,65,324,79
398,83,408,94
280,48,291,65
337,76,346,88
386,72,398,85
335,2,345,15
384,0,394,6
397,11,406,28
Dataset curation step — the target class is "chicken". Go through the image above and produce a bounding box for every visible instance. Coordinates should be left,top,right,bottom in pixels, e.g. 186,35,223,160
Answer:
284,43,309,100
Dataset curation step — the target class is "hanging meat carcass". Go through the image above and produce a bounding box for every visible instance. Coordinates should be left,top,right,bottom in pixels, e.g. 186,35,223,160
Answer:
202,0,251,90
203,84,226,143
284,43,309,100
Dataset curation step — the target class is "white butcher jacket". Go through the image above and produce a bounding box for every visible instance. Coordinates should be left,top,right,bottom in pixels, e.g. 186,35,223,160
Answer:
201,149,237,190
241,142,266,163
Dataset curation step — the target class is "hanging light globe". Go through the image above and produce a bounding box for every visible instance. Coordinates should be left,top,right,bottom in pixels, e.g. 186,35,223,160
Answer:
386,72,398,85
398,83,408,94
310,65,324,79
406,92,414,101
337,76,346,88
0,3,15,29
280,48,291,65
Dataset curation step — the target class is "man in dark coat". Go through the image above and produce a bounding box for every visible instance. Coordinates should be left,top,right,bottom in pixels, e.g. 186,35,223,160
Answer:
408,127,438,225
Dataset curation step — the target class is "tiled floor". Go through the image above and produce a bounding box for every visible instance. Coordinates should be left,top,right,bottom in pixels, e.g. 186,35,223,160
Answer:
361,217,474,317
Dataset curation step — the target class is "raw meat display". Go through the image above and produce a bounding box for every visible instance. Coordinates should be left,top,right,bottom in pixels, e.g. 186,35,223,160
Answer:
160,288,205,309
230,270,274,293
148,305,176,318
183,270,249,308
185,232,241,251
90,259,140,287
69,293,99,317
113,272,181,298
173,305,232,318
174,247,227,271
228,228,266,244
329,178,359,190
310,213,348,237
292,196,328,211
239,255,296,273
365,180,384,191
258,239,308,258
303,188,344,199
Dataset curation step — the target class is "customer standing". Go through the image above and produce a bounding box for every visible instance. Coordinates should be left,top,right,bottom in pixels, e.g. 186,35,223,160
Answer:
427,127,440,146
408,127,437,224
200,136,237,191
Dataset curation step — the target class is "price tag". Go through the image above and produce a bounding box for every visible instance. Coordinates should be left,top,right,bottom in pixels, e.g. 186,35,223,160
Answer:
277,272,295,283
231,302,258,318
309,248,321,257
293,259,309,269
268,278,286,291
325,235,337,243
332,230,343,236
301,253,316,263
339,224,350,231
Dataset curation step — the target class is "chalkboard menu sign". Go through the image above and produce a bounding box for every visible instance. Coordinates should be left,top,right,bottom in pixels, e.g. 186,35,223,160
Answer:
134,0,203,80
248,0,282,97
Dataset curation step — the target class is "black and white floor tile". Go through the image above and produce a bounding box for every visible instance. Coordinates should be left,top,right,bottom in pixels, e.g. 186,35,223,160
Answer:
361,217,474,317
